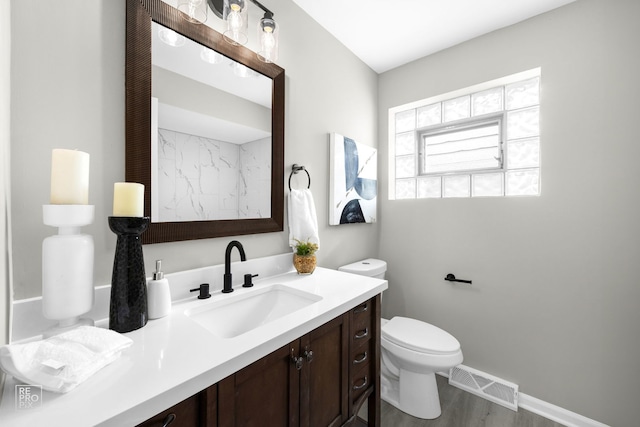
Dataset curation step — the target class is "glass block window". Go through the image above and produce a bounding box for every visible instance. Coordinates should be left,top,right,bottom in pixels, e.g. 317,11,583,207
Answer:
390,71,540,199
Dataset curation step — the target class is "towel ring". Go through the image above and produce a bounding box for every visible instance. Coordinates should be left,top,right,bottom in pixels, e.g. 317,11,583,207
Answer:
288,164,311,191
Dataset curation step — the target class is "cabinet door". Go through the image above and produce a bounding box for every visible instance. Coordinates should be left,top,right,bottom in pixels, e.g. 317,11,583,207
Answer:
299,313,349,427
218,341,300,427
201,385,218,427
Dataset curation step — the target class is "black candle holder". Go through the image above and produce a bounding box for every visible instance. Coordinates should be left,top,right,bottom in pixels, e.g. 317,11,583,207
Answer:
108,216,150,333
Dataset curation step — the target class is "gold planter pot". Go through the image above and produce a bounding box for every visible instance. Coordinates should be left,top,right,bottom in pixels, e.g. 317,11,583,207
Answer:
293,254,316,274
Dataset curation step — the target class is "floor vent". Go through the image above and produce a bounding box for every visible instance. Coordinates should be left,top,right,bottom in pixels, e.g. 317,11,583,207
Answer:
449,365,519,411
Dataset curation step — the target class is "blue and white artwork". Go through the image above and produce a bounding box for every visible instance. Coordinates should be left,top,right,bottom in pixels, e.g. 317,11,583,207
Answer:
329,133,377,225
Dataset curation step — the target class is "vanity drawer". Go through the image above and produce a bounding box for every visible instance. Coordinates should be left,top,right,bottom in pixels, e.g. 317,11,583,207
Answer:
351,337,372,369
350,358,373,405
137,393,200,427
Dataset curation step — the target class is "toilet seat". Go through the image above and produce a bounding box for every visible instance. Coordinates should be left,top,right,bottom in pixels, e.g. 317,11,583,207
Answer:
382,317,460,355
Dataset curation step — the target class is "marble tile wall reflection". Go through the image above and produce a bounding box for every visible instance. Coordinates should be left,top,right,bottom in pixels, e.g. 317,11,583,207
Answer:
157,129,270,222
239,137,272,219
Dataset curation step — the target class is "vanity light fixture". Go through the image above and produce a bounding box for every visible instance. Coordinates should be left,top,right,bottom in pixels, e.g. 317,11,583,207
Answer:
257,11,279,63
177,0,208,24
205,0,280,63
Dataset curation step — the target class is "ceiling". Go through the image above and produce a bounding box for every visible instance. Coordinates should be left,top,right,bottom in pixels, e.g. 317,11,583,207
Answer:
291,0,577,74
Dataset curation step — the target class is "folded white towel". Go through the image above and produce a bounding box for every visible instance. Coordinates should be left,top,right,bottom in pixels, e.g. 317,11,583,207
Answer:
0,326,133,393
288,189,320,249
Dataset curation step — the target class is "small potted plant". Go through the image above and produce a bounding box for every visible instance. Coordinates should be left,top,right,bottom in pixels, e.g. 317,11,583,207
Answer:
292,238,318,274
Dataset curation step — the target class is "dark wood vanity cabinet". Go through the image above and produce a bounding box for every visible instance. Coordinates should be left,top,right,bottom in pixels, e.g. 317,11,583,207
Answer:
138,295,380,427
219,314,350,427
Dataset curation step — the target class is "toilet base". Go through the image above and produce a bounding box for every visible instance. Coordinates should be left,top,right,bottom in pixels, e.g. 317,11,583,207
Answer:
400,370,441,419
381,367,442,419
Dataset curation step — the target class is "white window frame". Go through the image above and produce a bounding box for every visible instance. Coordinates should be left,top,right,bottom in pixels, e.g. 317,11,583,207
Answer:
418,114,504,176
388,68,541,200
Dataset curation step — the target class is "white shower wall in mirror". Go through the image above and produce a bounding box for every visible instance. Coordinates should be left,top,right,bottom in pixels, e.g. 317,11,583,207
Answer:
151,98,271,222
155,128,271,221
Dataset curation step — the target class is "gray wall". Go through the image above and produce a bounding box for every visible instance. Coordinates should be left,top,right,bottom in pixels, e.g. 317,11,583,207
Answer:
9,0,379,299
378,1,640,426
152,66,272,132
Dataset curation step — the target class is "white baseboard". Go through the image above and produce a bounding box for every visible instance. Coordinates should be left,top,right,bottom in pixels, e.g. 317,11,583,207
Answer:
436,372,609,427
518,393,609,427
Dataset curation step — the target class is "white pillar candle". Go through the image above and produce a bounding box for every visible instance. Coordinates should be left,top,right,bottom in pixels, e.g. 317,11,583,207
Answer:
50,149,90,205
113,182,145,217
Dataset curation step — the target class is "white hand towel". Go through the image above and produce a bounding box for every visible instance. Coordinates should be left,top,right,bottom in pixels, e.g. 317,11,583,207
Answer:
288,189,320,249
0,326,133,393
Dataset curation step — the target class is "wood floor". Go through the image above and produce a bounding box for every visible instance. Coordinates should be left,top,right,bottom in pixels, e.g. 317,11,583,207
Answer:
379,375,564,427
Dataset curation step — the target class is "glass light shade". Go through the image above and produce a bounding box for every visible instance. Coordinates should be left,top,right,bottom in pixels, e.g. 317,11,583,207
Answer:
201,46,223,64
223,0,248,46
257,15,279,63
158,27,185,47
177,0,208,24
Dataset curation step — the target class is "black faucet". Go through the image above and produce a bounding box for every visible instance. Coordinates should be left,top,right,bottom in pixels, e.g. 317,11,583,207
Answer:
223,240,246,293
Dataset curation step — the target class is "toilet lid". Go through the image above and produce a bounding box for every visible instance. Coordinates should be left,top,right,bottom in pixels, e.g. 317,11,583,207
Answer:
382,317,460,355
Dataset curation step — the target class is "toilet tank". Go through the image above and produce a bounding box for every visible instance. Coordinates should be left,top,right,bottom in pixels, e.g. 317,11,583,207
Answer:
338,258,387,279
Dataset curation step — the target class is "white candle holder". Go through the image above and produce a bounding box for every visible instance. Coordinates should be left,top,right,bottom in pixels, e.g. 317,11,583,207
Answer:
42,204,95,337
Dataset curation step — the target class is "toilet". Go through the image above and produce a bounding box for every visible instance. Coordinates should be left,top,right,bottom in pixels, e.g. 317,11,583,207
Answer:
338,259,463,420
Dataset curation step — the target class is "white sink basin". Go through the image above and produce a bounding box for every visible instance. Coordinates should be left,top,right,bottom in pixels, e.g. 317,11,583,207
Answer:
185,284,322,339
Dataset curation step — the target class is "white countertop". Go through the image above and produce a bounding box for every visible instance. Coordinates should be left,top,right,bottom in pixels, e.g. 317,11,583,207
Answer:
0,255,387,427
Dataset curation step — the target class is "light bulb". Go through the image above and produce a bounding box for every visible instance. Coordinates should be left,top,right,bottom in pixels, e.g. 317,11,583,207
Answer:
225,11,247,45
261,32,276,60
223,0,248,45
229,11,243,31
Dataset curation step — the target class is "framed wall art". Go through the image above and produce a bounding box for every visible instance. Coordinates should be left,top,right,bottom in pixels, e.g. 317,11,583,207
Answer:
329,133,377,225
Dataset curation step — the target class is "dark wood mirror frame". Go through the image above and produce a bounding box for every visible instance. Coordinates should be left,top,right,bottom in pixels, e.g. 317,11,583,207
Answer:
126,0,285,244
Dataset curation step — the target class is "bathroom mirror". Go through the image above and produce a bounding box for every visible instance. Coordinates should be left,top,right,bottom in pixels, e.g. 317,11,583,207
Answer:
126,0,285,244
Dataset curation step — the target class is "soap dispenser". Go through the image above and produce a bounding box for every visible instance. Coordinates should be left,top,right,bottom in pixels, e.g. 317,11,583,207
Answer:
147,260,171,319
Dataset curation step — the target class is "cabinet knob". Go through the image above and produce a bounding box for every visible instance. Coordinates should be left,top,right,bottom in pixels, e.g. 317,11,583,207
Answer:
291,348,304,370
161,413,176,427
304,347,314,363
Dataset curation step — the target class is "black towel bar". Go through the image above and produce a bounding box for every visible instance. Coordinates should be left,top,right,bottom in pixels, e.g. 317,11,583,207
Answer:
288,164,311,191
445,274,472,284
